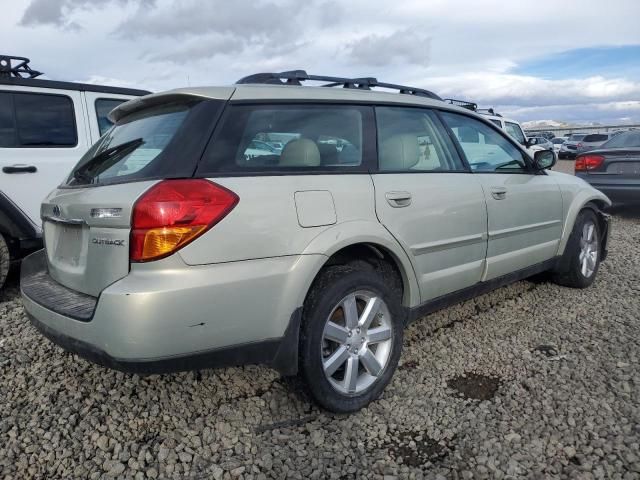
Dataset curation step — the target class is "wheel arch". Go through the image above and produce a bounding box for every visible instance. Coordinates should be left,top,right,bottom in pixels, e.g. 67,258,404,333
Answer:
297,221,420,310
557,190,611,257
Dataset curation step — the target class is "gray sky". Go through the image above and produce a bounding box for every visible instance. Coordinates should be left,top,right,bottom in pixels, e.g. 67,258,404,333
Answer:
5,0,640,124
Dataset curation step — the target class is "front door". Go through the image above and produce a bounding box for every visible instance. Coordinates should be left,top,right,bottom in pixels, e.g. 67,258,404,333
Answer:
371,106,488,303
440,111,563,280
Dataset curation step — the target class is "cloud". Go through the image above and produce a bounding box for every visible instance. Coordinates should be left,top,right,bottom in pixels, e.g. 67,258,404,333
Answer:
347,28,430,67
10,0,640,124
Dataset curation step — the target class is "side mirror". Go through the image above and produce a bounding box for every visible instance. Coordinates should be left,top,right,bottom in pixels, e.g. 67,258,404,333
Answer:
533,149,556,170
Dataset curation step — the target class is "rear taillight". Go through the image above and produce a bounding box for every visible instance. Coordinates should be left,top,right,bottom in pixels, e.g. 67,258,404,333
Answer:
131,179,239,262
576,143,583,149
575,155,604,172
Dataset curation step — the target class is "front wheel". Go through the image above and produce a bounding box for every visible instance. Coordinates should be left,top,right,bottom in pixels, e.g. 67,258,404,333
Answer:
553,209,601,288
299,264,404,413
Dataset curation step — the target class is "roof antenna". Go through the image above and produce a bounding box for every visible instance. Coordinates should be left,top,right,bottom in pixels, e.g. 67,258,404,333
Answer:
0,55,43,79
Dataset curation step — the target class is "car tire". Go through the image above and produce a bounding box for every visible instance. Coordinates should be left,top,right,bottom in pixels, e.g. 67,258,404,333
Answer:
299,263,404,413
553,209,601,288
0,233,9,291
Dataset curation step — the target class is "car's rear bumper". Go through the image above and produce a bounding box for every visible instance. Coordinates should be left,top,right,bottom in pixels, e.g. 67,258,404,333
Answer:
576,176,640,205
21,249,324,375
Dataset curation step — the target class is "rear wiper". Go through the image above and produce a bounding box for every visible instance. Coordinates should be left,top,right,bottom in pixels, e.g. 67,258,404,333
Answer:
72,138,144,184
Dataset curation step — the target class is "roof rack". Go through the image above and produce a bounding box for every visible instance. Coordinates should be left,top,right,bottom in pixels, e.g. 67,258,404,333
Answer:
0,55,43,79
477,108,501,117
444,98,477,111
236,70,442,100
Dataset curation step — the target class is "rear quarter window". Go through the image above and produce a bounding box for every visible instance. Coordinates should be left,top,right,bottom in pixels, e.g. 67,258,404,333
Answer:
95,98,127,136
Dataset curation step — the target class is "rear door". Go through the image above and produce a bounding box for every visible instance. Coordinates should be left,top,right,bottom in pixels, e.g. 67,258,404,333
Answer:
0,87,90,226
440,111,563,280
371,106,488,302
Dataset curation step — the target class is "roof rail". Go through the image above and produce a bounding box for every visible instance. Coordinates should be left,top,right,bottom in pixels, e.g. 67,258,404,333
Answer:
0,55,43,79
443,98,478,111
236,70,442,100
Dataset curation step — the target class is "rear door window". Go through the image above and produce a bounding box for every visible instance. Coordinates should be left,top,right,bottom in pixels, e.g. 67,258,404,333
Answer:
0,92,16,146
376,106,465,171
0,91,77,147
198,104,372,174
95,98,127,136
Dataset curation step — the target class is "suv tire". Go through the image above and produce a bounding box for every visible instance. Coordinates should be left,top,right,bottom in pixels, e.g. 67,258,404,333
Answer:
0,233,9,290
553,209,601,288
299,263,404,412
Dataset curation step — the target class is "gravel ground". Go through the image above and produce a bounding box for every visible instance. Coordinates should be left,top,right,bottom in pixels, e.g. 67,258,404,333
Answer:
1,212,639,480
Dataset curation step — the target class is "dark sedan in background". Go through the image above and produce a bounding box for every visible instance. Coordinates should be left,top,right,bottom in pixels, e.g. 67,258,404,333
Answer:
575,130,640,206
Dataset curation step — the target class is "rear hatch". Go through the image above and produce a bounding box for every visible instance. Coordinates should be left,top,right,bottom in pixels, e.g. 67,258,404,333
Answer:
41,89,231,296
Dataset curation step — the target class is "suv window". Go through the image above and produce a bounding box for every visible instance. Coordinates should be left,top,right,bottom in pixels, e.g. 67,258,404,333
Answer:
504,121,526,144
95,98,126,137
202,105,369,173
0,92,77,147
441,112,528,172
376,107,464,171
569,134,586,141
489,119,502,128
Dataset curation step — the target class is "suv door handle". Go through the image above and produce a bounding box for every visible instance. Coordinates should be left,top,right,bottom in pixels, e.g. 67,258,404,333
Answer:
3,165,37,174
385,191,412,208
490,187,507,200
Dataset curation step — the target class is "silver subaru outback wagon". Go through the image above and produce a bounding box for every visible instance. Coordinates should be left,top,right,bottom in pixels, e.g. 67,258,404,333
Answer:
21,71,611,413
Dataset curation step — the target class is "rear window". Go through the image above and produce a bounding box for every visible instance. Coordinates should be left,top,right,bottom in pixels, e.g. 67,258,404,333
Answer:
569,134,586,141
0,91,76,147
198,104,370,174
601,131,640,148
552,138,565,144
65,99,222,187
583,134,608,142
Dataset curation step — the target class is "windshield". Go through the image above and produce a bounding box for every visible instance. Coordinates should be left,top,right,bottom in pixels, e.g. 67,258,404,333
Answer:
601,131,640,148
66,103,191,186
552,138,565,144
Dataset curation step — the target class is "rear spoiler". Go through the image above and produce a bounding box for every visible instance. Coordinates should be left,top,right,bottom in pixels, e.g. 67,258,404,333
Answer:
109,87,235,122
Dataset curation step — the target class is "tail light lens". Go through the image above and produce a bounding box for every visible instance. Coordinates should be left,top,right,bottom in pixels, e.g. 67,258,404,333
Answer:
575,155,604,172
577,143,583,149
131,179,239,262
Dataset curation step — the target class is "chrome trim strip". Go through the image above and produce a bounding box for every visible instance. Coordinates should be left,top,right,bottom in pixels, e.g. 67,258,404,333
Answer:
489,219,561,239
411,233,487,256
42,215,86,226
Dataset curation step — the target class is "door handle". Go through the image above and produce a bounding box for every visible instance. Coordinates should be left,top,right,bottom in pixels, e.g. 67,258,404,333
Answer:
490,187,507,200
3,165,37,174
385,191,412,208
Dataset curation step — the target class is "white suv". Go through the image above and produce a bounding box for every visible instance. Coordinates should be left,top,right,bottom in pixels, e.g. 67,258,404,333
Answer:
0,56,149,288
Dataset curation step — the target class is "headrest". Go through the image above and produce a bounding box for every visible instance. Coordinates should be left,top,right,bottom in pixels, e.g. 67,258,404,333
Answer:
379,134,419,171
279,138,321,167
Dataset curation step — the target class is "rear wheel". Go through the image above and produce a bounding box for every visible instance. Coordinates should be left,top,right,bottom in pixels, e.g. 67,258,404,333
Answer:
0,234,9,290
299,264,404,413
553,209,601,288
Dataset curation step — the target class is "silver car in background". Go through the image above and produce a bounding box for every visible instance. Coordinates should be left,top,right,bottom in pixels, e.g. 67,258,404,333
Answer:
21,71,611,413
559,133,587,159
